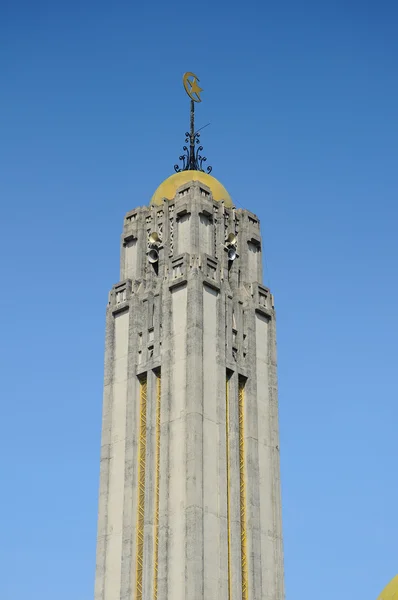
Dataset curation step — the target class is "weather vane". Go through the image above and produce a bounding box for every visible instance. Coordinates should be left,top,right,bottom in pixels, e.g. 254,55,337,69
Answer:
174,72,212,174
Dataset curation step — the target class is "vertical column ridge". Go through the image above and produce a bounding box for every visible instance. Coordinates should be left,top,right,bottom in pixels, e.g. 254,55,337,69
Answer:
226,375,232,600
94,310,115,600
269,317,285,599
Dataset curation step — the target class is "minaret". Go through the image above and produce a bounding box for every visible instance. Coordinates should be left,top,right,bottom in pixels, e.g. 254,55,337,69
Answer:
94,73,285,600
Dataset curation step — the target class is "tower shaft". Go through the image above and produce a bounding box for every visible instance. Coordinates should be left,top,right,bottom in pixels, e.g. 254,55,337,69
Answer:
94,181,284,600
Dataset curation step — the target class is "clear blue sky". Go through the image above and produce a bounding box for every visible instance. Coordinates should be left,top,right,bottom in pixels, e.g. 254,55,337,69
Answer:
1,1,397,598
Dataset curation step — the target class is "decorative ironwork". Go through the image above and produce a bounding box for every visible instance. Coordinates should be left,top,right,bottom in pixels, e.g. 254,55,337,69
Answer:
174,130,212,174
174,73,212,174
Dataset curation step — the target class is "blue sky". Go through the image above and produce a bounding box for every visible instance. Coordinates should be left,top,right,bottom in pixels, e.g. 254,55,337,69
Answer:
1,1,397,598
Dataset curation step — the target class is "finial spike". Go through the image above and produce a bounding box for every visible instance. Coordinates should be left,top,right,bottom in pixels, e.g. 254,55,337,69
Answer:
174,72,212,174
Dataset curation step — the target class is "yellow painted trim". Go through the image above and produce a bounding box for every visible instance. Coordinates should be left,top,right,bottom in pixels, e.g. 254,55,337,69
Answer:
377,575,398,599
135,377,147,600
239,377,248,600
153,374,161,600
226,376,232,600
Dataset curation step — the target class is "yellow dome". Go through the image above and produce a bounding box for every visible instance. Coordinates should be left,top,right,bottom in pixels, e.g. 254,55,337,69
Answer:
150,171,233,208
378,575,398,599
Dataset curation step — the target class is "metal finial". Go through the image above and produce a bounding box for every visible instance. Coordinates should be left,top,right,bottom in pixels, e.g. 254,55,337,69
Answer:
174,72,212,174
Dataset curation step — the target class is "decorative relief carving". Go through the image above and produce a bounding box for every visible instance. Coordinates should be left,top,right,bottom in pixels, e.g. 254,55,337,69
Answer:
110,281,131,311
259,293,268,308
206,256,218,281
157,222,163,239
170,256,186,281
235,215,240,236
169,205,174,256
253,284,273,314
243,333,248,359
224,211,230,257
224,211,229,235
179,187,190,197
116,289,127,304
172,263,183,279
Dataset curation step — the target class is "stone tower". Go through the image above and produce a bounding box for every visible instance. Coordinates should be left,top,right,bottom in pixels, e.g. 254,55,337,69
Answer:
94,76,284,600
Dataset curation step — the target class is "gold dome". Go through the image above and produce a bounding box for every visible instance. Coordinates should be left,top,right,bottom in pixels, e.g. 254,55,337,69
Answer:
378,575,398,599
150,171,233,208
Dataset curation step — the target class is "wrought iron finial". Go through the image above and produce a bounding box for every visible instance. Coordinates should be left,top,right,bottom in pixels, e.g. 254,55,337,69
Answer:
174,72,212,174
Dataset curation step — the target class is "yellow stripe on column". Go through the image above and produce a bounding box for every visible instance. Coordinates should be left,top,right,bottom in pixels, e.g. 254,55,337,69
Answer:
135,376,147,600
239,377,248,600
153,373,161,600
